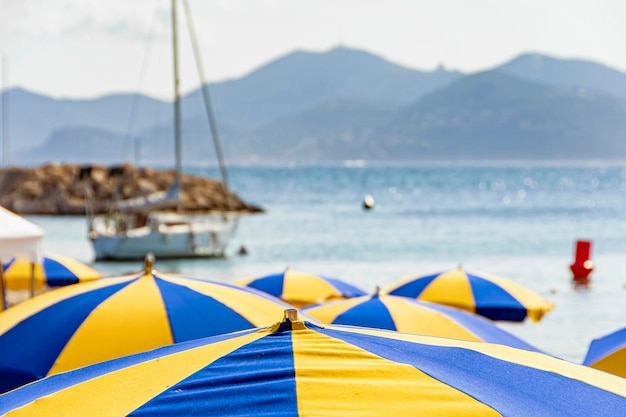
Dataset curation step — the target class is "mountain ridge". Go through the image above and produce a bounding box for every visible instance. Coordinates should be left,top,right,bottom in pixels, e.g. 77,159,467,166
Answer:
3,46,626,164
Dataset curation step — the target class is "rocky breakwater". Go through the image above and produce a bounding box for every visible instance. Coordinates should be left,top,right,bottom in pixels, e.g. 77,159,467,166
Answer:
0,163,263,215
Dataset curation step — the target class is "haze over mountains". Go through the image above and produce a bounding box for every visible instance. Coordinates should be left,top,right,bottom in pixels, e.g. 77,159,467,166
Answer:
3,47,626,166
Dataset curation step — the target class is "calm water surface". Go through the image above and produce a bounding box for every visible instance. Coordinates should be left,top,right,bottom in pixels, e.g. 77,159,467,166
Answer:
30,162,626,363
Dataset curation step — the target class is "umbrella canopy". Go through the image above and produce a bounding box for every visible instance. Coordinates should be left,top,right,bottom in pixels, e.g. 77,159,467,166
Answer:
0,257,295,393
384,266,554,322
0,207,44,263
0,310,624,416
235,267,367,307
583,327,626,378
0,207,44,311
2,253,101,291
301,292,542,352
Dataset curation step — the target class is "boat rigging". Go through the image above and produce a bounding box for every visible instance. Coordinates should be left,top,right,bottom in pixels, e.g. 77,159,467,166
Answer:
82,0,240,261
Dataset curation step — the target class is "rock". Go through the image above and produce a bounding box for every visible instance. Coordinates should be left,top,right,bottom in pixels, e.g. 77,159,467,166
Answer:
19,180,43,198
0,163,263,215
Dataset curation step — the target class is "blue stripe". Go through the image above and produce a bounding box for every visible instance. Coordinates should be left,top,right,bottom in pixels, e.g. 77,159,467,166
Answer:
155,278,255,341
421,302,542,352
176,274,287,303
387,273,440,298
333,296,397,331
323,277,366,297
320,327,625,416
0,328,260,413
583,327,626,365
1,257,79,287
42,257,79,286
129,330,298,416
0,281,131,393
2,323,623,416
246,273,286,298
467,274,527,321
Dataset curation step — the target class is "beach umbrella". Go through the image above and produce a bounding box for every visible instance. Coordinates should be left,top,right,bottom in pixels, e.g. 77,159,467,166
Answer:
301,291,542,352
235,267,367,307
0,207,43,263
0,206,44,311
0,309,624,416
2,253,101,305
0,255,295,393
583,327,626,378
384,266,554,322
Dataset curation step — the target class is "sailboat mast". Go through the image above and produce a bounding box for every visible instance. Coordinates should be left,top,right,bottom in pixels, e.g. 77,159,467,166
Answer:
181,0,231,202
171,0,183,203
2,55,8,167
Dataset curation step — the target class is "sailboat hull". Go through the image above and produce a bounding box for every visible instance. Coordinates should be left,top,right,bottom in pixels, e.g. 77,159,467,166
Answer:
90,213,237,261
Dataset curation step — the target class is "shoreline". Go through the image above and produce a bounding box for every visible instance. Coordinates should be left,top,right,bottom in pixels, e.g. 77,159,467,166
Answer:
0,163,263,216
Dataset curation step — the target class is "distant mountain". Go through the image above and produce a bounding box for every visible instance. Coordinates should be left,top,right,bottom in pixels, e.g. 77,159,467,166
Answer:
498,53,626,99
215,71,626,162
4,46,626,164
376,70,626,160
202,47,463,129
3,88,170,152
233,99,400,162
26,127,127,165
4,47,461,157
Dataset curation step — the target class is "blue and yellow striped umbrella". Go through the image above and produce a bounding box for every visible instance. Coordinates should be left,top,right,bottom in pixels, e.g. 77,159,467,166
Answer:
2,253,101,291
583,327,626,378
0,310,624,416
301,292,542,352
235,267,367,307
0,260,294,394
384,266,555,322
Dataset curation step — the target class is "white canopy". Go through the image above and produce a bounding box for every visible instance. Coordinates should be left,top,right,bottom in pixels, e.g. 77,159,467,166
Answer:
0,206,44,263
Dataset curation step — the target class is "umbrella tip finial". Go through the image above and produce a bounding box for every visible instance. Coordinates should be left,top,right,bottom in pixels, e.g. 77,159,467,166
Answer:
273,308,306,333
144,252,155,274
283,309,299,323
374,285,382,296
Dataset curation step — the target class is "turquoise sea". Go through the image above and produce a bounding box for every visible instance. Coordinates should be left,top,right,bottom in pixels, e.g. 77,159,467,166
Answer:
29,162,626,363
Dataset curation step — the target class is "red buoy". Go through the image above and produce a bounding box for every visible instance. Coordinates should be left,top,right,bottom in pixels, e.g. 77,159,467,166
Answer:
570,240,593,287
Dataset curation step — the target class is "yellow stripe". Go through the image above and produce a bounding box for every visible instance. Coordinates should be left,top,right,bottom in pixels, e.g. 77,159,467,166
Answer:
283,270,341,307
4,329,268,417
3,261,46,290
418,269,477,313
382,296,481,341
159,274,289,327
0,274,141,335
589,348,626,378
3,255,100,291
291,326,501,416
46,254,101,281
382,274,417,293
232,275,255,286
303,297,366,323
49,275,173,375
473,270,554,322
305,296,482,342
330,325,626,397
386,269,554,322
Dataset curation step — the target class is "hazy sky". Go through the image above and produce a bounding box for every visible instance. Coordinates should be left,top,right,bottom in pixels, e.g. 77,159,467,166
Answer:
1,0,625,100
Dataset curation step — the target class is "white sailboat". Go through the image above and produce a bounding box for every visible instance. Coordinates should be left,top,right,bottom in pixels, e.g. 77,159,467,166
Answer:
84,0,239,261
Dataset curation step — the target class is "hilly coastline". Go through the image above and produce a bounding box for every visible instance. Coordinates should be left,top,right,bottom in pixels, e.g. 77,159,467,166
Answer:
3,47,626,165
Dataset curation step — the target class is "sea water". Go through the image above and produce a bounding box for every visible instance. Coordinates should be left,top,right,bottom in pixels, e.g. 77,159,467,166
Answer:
29,162,626,363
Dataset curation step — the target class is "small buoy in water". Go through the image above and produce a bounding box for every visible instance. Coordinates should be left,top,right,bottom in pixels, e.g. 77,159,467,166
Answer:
238,245,249,256
363,194,375,210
